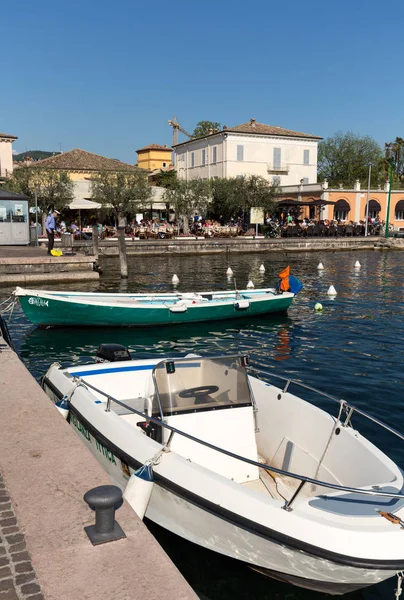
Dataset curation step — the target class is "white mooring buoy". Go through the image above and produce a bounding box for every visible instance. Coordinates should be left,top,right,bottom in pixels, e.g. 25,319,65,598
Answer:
354,260,361,269
172,274,179,284
226,267,233,276
247,280,255,289
327,285,337,296
317,262,324,270
259,264,265,273
123,464,154,520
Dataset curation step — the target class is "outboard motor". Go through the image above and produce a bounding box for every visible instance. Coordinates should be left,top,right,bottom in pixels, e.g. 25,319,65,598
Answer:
96,343,132,363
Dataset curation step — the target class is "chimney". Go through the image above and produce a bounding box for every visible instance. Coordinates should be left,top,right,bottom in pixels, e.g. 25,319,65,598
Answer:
223,125,227,130
208,128,213,135
250,118,256,127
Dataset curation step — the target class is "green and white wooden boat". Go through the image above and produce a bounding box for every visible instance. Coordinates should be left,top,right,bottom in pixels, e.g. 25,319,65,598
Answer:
14,286,295,328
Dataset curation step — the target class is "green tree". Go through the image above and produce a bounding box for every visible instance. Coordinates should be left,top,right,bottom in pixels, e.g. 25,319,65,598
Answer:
318,131,383,187
6,166,74,233
91,170,151,225
384,138,404,187
153,169,178,189
192,121,221,138
163,179,211,234
210,175,279,224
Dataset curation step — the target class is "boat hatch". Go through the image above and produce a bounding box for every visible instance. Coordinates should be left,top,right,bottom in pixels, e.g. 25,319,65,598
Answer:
152,356,259,483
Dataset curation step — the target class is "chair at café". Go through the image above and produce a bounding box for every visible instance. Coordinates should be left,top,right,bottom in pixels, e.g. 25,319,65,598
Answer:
313,223,323,236
345,224,353,237
355,224,363,236
328,224,337,236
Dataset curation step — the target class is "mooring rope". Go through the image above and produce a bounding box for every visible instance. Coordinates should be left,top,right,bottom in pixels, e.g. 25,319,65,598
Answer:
395,572,403,599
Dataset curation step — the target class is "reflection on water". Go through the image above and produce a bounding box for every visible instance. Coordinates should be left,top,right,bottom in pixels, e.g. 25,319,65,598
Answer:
3,249,404,599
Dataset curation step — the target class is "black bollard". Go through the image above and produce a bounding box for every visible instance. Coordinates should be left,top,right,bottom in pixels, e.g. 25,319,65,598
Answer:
83,485,126,545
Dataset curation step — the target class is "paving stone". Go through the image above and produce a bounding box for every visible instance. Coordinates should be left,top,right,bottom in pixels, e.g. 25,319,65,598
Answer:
8,543,25,554
0,579,13,592
0,589,19,600
21,583,41,595
0,567,12,580
14,563,33,574
2,528,18,536
0,519,17,528
11,552,30,564
15,573,35,586
0,510,12,518
0,561,7,569
25,595,44,600
5,535,23,546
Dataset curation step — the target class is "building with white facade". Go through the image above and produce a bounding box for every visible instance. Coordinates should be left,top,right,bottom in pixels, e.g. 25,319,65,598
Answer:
0,132,17,179
174,119,322,186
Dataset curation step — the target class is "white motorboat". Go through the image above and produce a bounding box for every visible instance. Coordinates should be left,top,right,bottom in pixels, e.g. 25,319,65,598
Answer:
42,346,404,595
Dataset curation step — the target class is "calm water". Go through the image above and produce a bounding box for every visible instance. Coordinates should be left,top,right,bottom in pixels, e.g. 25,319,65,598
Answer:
2,249,404,599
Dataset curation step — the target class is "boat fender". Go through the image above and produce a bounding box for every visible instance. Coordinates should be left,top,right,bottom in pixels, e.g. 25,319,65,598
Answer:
123,464,154,520
169,302,188,313
235,300,250,310
55,396,70,419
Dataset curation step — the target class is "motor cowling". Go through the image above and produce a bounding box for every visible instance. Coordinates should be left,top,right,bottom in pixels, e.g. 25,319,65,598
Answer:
96,343,132,363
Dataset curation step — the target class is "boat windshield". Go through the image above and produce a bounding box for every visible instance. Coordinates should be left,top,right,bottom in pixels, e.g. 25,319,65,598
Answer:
152,356,252,417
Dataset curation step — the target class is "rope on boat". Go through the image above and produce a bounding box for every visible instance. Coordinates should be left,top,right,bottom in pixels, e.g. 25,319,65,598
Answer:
0,296,17,321
395,572,403,599
144,441,172,467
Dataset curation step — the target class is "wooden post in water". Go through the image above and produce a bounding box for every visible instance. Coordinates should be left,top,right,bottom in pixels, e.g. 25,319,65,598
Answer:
117,227,128,278
92,226,99,261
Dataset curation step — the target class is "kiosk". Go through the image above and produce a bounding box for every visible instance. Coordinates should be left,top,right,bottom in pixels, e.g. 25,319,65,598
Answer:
0,189,30,245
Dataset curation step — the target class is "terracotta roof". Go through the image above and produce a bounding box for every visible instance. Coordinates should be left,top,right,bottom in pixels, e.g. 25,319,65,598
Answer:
0,132,18,140
28,148,138,172
173,119,321,146
225,120,322,139
137,144,172,153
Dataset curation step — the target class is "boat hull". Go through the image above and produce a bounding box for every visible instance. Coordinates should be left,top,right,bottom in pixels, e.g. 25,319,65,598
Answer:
18,292,293,327
61,402,397,595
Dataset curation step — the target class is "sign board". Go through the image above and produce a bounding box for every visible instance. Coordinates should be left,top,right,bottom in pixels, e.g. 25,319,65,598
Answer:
250,207,264,224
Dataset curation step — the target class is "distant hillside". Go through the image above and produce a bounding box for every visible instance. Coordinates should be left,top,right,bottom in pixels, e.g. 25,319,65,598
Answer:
13,150,61,162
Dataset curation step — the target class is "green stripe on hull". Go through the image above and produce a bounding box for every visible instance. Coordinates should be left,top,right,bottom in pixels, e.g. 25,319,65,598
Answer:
19,295,293,327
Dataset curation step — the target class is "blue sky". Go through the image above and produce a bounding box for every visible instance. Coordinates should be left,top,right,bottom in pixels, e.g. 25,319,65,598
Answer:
2,0,403,163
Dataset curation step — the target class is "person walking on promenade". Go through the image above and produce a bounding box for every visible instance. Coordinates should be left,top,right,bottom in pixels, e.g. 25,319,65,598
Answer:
45,209,59,255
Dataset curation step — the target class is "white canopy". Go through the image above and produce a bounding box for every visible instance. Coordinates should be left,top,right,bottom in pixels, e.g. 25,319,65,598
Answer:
68,198,101,210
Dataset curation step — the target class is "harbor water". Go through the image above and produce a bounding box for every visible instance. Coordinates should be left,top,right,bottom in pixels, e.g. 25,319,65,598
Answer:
2,249,404,599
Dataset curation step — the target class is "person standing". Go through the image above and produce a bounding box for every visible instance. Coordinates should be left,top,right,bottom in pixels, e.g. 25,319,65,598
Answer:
45,210,59,255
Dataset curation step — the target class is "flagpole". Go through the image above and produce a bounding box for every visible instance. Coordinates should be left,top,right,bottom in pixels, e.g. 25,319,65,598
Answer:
385,162,394,239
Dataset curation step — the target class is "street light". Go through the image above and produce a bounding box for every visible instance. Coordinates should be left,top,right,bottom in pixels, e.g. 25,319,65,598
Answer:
364,164,372,237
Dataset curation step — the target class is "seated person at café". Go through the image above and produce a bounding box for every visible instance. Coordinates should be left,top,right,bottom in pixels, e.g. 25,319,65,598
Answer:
71,221,90,240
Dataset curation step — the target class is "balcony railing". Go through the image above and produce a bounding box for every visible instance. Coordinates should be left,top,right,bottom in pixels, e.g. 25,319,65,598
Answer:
267,163,289,173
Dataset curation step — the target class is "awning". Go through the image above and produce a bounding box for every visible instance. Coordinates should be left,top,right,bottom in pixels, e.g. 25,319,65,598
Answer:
368,199,381,211
334,199,350,211
395,199,404,211
309,199,336,206
68,198,101,210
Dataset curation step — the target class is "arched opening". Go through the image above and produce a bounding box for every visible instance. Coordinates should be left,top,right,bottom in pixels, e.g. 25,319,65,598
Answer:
334,199,350,221
395,199,404,220
365,199,381,219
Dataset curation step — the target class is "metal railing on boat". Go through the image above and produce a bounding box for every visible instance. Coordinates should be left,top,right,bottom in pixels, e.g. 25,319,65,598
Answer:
68,355,404,511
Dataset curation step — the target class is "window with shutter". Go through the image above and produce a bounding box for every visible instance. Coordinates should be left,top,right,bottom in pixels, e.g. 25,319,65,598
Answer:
237,145,244,161
273,148,281,169
202,149,206,165
303,150,310,165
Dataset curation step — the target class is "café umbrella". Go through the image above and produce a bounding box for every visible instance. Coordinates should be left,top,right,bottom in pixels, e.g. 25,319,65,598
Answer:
68,198,102,231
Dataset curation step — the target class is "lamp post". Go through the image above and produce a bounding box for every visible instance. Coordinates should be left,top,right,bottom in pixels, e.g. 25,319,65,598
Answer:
385,161,394,239
364,164,372,237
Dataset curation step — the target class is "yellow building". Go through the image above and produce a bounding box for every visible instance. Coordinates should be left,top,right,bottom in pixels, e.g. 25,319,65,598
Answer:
136,144,172,171
27,148,139,199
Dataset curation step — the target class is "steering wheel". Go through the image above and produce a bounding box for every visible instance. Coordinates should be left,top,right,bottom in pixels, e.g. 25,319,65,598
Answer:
178,385,219,399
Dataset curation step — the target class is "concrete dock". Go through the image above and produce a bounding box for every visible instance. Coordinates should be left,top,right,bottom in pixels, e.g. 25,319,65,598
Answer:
0,342,197,600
